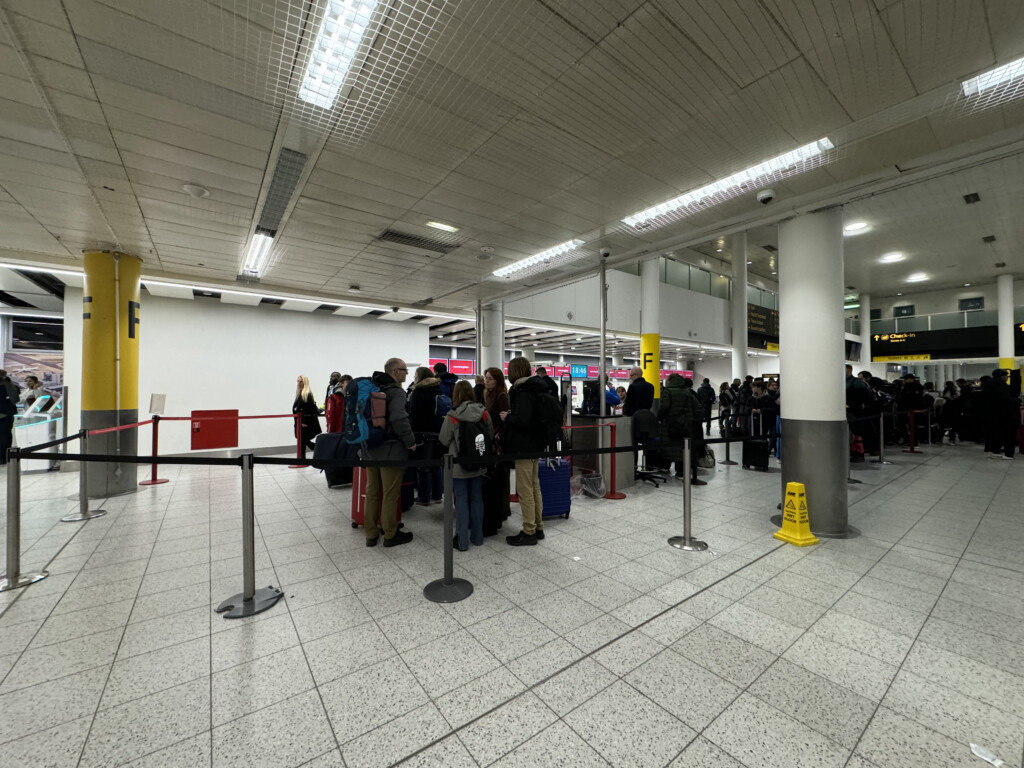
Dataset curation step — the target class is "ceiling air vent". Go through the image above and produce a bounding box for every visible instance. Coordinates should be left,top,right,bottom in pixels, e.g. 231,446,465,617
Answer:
762,244,777,252
963,192,980,204
995,262,1007,268
376,229,464,254
259,297,284,306
983,235,997,243
257,148,308,232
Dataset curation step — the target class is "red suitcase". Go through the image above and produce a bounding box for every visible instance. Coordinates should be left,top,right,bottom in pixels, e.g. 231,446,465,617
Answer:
350,466,404,529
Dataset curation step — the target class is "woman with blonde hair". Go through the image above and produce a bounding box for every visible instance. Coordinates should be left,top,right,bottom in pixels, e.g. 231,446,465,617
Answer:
292,374,322,458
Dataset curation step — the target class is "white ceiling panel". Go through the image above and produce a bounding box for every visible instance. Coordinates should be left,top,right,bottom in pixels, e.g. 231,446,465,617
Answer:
220,292,262,307
280,300,318,312
143,282,194,300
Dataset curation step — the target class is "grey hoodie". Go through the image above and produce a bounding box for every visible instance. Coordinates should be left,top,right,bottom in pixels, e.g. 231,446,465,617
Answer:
439,400,494,478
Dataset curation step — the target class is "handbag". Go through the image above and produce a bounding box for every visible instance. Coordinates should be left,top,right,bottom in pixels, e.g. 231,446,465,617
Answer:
698,446,716,468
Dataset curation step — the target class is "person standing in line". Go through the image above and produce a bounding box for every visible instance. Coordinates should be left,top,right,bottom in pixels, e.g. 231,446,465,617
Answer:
362,358,416,547
407,366,445,506
292,375,322,458
473,374,486,403
536,366,559,398
696,377,717,435
717,382,734,433
433,362,460,398
500,356,548,546
482,366,511,535
325,371,342,404
623,366,654,416
440,380,493,551
0,370,20,406
982,368,1020,460
21,375,44,407
657,373,706,485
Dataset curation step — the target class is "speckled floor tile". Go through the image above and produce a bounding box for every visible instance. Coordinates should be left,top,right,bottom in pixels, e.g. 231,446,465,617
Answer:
0,715,91,768
397,735,476,768
505,636,585,687
0,625,121,693
564,681,696,768
376,602,463,653
520,589,604,636
211,612,300,672
402,630,501,698
80,677,211,767
704,693,849,768
319,658,430,743
122,731,211,768
490,721,608,767
667,735,745,767
101,636,211,710
467,607,558,664
458,691,559,766
436,666,526,729
0,665,108,745
212,645,315,725
671,624,777,687
535,658,617,716
302,619,397,685
855,706,978,767
212,690,336,768
782,631,897,702
747,658,877,749
290,594,371,643
592,629,665,676
626,649,741,730
340,702,451,768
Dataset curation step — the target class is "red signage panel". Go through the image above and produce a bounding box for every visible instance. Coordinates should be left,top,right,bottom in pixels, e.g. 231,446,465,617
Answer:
587,366,600,378
191,409,239,451
428,358,448,369
449,359,475,376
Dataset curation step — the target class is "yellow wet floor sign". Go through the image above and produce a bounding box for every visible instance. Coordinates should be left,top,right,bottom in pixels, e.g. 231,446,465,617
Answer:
774,482,819,546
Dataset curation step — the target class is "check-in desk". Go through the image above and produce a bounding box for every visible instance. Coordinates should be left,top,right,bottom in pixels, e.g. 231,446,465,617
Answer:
567,413,634,491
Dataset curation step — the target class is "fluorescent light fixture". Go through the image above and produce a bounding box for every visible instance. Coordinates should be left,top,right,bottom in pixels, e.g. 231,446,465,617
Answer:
493,238,586,279
299,0,379,109
844,304,860,310
964,283,972,287
622,137,834,229
426,221,459,233
962,55,1024,96
906,273,928,282
243,232,274,276
881,252,904,262
844,221,868,233
700,345,732,353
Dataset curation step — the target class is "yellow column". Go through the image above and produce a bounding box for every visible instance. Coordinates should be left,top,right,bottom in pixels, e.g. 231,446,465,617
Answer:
641,333,660,400
82,251,141,495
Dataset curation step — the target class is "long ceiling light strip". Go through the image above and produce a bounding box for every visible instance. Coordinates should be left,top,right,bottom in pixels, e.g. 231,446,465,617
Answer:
242,232,274,276
492,238,586,279
961,56,1024,96
622,138,835,230
299,0,382,110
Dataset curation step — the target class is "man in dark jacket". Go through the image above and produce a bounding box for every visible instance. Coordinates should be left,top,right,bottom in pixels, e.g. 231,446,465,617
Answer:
657,374,706,485
500,357,551,546
536,366,559,398
433,362,460,399
982,368,1020,459
624,366,654,416
407,367,445,505
362,358,416,547
696,378,716,435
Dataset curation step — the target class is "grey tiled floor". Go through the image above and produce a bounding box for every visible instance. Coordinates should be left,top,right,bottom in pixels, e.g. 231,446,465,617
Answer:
1,444,1023,767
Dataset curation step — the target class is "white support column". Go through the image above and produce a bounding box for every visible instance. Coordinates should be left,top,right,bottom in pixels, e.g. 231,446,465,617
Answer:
779,208,849,536
998,274,1015,371
859,293,876,375
479,303,504,374
731,232,748,382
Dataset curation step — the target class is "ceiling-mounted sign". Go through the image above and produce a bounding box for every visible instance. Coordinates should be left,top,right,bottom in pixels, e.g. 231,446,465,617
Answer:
893,305,915,317
747,304,780,337
570,364,588,378
449,359,475,375
959,297,984,311
872,326,998,360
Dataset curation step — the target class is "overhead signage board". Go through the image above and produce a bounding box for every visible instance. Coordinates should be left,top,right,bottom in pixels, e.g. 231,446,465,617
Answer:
747,304,780,338
449,359,475,375
570,364,588,378
871,326,998,360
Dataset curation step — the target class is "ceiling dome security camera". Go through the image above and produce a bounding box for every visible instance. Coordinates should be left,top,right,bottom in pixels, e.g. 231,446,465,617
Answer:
756,188,776,205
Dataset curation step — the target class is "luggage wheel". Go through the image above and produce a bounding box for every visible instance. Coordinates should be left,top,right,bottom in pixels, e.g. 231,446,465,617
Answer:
351,522,359,529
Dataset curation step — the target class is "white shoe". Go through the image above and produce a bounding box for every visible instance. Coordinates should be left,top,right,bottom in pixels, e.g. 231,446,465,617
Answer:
999,454,1014,460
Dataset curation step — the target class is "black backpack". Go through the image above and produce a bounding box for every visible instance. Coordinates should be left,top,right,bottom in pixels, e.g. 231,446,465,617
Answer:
533,391,564,451
451,413,492,472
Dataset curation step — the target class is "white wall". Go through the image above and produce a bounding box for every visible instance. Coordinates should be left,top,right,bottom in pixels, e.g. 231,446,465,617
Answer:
865,282,1004,319
64,288,428,454
505,270,731,345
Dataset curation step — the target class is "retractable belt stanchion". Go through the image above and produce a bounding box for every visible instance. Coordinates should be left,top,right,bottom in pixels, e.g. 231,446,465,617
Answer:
603,422,626,500
927,409,933,446
139,415,168,486
216,453,283,618
903,410,925,454
0,448,48,591
718,420,738,465
424,453,474,603
61,430,107,523
669,438,707,552
874,411,893,465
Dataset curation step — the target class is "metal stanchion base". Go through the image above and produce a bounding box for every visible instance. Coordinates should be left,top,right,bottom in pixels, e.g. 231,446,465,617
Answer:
718,459,738,465
61,508,107,523
603,491,626,500
0,571,48,592
847,477,863,485
139,478,169,486
668,536,708,551
423,578,474,603
215,585,283,618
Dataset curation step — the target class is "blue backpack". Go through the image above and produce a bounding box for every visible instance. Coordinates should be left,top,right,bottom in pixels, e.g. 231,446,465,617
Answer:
343,377,388,448
434,393,452,418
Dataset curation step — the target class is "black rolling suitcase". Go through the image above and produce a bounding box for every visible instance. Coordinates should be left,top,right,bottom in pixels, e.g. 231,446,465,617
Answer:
312,433,355,487
742,413,770,471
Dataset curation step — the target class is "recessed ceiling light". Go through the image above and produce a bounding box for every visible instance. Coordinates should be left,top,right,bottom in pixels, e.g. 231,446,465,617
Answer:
906,273,928,282
426,221,459,233
747,261,752,265
299,0,380,109
348,284,360,293
771,271,777,275
242,231,274,276
897,292,903,296
844,222,868,234
881,252,904,263
715,248,723,252
964,283,971,287
181,184,209,198
493,238,585,279
962,55,1024,96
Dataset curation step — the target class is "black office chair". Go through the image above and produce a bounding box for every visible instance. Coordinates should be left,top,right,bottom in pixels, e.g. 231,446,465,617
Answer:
632,409,667,487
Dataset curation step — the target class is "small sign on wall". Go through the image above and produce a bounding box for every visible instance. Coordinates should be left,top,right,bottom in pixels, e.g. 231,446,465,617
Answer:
149,394,166,415
893,305,915,317
958,297,984,311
